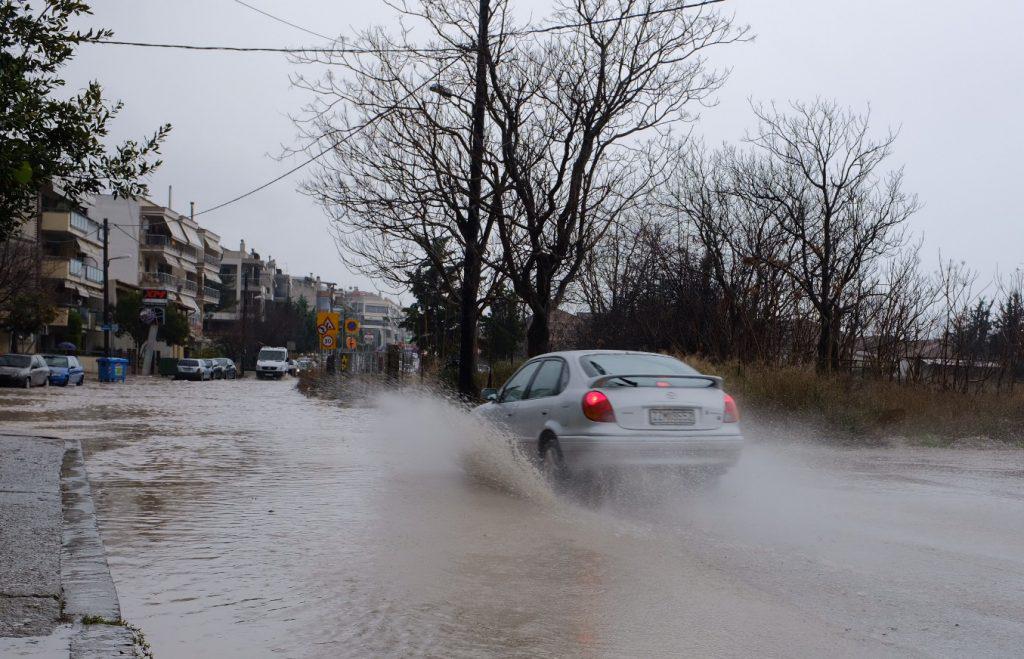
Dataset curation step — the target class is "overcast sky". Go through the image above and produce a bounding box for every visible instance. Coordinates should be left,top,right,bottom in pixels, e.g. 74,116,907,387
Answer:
67,1,1024,300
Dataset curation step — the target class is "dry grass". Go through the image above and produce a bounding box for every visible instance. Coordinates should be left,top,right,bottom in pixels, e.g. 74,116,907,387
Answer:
686,356,1024,445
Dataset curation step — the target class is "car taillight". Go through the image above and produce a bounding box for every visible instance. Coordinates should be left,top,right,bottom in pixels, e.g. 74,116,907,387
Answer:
582,390,615,422
723,393,739,423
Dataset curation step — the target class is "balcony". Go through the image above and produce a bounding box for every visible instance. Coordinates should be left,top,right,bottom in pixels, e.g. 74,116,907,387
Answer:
182,279,198,294
142,233,198,260
204,253,220,268
41,211,102,245
140,271,181,290
43,257,104,291
203,285,220,302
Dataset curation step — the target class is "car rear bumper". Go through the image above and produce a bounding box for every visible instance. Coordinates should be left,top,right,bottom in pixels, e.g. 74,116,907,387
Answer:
556,434,743,469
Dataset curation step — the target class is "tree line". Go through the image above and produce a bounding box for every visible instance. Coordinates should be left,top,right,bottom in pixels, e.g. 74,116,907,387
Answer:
290,0,1018,394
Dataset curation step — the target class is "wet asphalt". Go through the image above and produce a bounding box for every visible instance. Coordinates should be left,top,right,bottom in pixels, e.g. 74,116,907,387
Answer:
0,377,1021,658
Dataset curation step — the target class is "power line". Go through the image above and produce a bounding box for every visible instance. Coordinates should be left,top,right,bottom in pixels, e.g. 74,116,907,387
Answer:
89,40,462,55
88,1,728,56
193,57,462,218
230,0,333,42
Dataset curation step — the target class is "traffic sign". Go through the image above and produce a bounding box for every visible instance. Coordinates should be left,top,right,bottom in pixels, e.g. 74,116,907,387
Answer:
344,318,360,334
320,334,336,350
345,336,357,350
316,311,340,336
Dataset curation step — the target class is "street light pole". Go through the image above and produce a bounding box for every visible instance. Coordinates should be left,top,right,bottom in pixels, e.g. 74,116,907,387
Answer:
456,0,490,398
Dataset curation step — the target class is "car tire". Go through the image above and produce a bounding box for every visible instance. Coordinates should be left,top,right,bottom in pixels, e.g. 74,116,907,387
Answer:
77,375,85,386
538,432,568,484
42,377,49,388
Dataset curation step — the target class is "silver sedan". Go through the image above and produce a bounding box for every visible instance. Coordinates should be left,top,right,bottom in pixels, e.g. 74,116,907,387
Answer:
474,351,743,479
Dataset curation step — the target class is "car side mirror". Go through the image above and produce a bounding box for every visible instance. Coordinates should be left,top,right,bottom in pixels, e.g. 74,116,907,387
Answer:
481,388,498,402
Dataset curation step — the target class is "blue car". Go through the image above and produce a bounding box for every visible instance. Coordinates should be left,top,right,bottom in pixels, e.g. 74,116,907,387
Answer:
43,354,85,386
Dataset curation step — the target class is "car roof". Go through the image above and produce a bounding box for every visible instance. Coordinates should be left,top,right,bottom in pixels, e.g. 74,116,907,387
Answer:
527,349,677,360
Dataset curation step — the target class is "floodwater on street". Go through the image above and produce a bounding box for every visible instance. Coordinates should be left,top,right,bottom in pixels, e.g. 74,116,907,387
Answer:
1,377,1022,657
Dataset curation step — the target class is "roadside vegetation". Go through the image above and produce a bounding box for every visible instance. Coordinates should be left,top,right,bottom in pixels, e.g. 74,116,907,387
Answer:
685,357,1024,446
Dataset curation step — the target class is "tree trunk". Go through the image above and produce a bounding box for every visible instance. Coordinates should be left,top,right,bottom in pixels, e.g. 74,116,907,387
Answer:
456,247,481,398
526,308,550,356
455,0,489,400
816,305,838,373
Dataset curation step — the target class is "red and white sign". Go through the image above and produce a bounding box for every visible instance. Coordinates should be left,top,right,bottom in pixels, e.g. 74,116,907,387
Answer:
142,289,169,306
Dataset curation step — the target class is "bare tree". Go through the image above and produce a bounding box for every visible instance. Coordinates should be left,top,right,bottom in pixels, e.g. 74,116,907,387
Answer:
293,0,511,392
729,99,920,372
485,0,746,355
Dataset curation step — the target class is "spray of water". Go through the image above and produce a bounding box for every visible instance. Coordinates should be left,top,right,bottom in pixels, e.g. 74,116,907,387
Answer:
370,390,559,506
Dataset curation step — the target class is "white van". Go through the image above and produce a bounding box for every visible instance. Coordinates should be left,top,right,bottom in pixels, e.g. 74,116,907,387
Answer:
256,346,290,379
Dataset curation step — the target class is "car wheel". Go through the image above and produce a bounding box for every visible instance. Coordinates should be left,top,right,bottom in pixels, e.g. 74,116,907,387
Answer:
76,375,84,386
42,377,49,388
538,432,568,484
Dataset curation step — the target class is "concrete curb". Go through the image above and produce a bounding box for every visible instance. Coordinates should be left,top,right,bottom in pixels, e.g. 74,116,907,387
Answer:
60,440,138,657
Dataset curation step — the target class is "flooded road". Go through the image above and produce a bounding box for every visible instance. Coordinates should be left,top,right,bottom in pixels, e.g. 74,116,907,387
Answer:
1,378,1022,657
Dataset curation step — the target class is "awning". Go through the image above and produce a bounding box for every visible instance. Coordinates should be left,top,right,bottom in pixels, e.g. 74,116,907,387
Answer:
180,296,201,314
160,253,183,269
178,258,197,274
181,223,202,247
63,281,91,298
165,220,188,244
204,270,222,284
202,233,221,252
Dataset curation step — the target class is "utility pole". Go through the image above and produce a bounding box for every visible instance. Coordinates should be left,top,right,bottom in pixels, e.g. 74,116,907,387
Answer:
102,217,110,357
240,268,248,375
456,0,489,398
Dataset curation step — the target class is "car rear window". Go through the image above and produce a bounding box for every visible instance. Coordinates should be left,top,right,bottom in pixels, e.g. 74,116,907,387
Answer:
579,353,710,388
0,355,31,367
44,356,69,367
180,359,200,366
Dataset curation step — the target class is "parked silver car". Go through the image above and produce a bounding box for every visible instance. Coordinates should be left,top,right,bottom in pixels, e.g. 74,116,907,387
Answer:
0,353,52,388
175,358,214,381
473,351,743,479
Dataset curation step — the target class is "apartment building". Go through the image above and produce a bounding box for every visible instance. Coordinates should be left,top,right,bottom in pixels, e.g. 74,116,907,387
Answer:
335,288,406,349
208,240,273,324
95,194,222,347
33,185,106,352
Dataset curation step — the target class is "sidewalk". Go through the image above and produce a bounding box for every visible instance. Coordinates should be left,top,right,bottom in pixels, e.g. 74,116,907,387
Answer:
0,434,141,657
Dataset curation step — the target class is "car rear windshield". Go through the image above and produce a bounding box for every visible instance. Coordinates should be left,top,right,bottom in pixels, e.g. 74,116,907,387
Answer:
258,349,286,361
179,359,200,366
579,353,710,388
44,356,68,367
0,355,31,367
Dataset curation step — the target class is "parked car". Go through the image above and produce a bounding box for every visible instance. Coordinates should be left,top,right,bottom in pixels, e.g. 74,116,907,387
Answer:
175,358,213,381
0,354,52,388
214,358,237,379
256,346,290,379
287,359,298,376
43,355,85,386
295,358,314,373
472,351,743,481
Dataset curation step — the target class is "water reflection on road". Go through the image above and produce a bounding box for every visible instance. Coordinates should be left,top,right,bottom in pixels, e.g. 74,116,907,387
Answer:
1,378,1021,657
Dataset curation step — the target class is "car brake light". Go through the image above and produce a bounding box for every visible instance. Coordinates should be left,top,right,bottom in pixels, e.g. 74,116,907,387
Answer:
723,393,739,423
582,390,615,422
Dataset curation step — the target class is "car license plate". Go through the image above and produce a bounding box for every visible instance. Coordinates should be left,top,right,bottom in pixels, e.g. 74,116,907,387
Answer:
649,408,696,426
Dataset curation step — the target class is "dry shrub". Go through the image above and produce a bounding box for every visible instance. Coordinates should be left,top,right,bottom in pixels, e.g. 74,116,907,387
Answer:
686,356,1024,444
